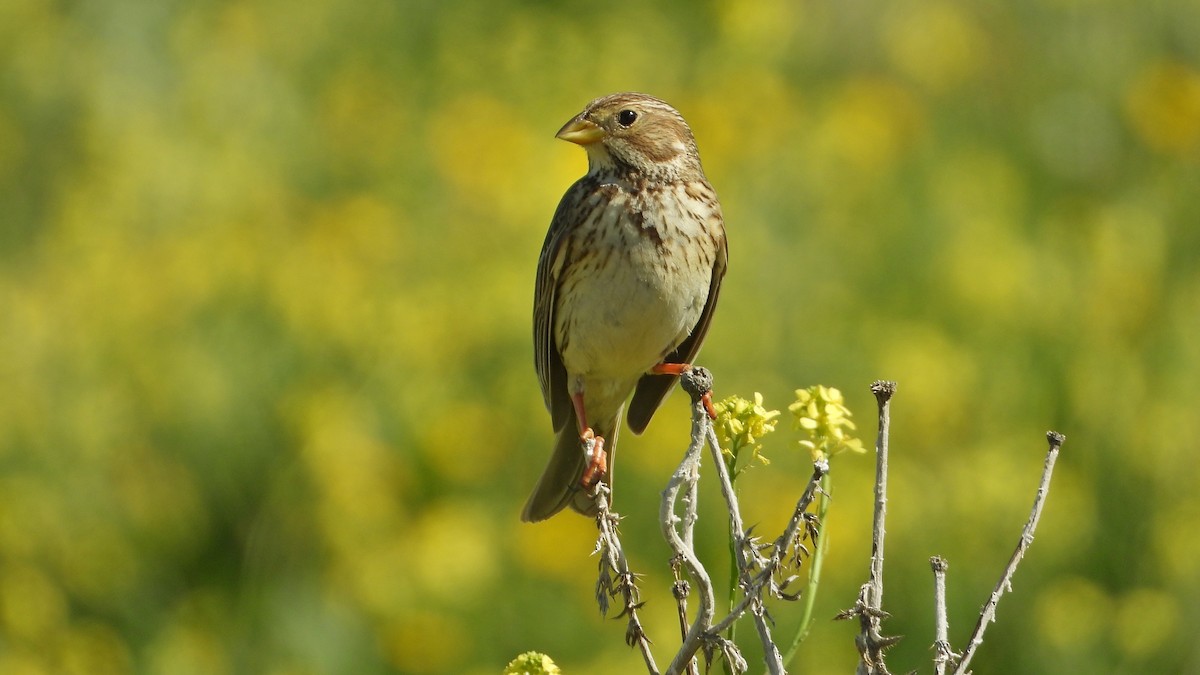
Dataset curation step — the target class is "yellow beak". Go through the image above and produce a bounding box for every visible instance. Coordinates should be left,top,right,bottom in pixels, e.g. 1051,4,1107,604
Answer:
556,118,604,145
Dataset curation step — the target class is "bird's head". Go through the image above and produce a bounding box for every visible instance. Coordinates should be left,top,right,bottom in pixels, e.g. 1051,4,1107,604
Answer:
556,92,705,183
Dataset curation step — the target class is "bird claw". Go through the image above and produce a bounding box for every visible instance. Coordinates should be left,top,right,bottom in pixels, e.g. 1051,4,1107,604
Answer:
579,430,607,488
656,363,718,420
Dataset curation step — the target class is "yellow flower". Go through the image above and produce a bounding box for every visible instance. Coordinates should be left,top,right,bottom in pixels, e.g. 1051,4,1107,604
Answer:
713,392,781,469
788,386,866,461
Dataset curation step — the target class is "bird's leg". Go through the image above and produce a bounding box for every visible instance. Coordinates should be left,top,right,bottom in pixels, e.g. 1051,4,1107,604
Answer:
650,362,691,376
650,362,718,420
571,391,607,488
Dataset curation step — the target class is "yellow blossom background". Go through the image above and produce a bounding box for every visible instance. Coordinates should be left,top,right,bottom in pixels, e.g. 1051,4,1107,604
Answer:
1,0,1198,673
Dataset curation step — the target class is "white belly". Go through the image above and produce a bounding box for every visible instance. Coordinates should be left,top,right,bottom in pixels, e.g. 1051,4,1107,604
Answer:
555,199,711,381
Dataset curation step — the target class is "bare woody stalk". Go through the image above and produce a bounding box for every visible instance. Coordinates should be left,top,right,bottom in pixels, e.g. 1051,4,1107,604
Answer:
847,380,899,675
930,556,953,675
592,368,831,674
679,424,702,675
593,480,658,674
664,368,829,675
867,381,894,610
660,368,718,675
951,431,1065,675
669,558,699,675
587,374,1061,675
706,436,828,634
701,419,784,675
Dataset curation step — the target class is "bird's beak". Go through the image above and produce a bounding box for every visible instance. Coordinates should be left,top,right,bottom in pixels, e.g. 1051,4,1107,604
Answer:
556,117,605,145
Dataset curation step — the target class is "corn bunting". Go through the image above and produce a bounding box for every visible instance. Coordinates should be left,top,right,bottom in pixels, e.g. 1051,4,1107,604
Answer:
523,92,728,522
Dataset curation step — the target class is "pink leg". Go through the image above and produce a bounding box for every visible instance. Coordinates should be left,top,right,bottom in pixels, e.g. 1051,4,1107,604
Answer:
570,391,590,434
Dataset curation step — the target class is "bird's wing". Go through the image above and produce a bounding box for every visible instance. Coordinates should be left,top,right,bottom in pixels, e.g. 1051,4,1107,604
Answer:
534,183,583,433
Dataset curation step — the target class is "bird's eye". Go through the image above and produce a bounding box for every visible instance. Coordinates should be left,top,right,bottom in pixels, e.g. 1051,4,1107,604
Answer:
617,109,638,127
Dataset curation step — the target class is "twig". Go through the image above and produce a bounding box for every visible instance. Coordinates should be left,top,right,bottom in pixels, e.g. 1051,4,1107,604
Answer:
930,556,955,675
847,380,898,675
669,558,699,675
708,438,828,649
660,371,717,675
679,433,702,675
702,422,783,674
783,472,832,667
668,368,832,675
951,431,1065,675
593,481,658,673
867,380,894,612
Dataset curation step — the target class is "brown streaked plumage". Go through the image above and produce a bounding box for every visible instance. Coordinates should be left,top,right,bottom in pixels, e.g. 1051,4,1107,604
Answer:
523,92,728,522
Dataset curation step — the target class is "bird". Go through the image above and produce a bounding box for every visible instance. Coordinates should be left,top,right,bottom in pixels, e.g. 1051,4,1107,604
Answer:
523,92,728,522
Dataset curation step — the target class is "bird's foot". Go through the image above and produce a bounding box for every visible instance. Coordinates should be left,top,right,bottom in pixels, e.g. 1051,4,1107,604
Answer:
651,362,718,420
579,428,607,489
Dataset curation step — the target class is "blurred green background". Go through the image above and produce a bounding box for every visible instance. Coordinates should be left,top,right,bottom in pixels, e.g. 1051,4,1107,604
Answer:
2,0,1198,673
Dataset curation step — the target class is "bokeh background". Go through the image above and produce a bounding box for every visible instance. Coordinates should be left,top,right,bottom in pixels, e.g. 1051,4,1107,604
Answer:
2,0,1199,673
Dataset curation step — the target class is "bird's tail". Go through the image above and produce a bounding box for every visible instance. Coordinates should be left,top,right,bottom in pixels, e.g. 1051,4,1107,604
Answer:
521,410,621,522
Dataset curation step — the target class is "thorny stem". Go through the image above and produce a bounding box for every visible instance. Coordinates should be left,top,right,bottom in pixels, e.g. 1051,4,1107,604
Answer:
593,483,659,674
951,432,1065,675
